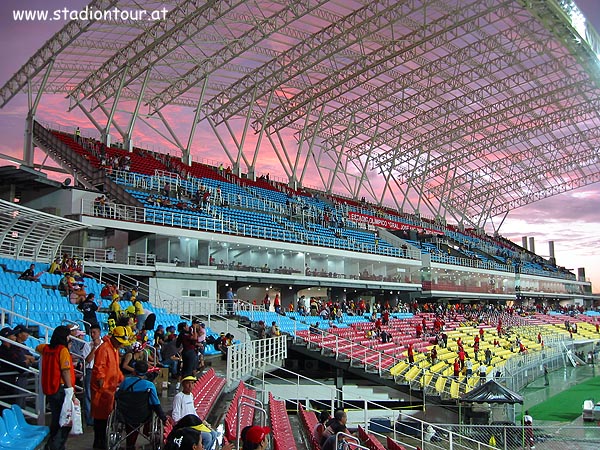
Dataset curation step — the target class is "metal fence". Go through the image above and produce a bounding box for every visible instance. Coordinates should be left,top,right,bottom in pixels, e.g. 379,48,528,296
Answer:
226,335,287,387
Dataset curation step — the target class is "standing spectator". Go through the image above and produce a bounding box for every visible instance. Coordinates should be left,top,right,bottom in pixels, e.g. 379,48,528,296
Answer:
523,410,535,448
132,296,146,331
273,294,281,314
178,322,198,378
225,288,235,315
543,364,549,386
484,348,492,365
84,324,102,426
91,326,128,449
36,325,76,450
78,293,99,334
407,343,414,364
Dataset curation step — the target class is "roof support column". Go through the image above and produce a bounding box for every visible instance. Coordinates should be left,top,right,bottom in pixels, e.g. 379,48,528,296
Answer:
299,105,325,188
157,110,184,157
23,58,54,167
98,104,126,147
249,89,275,181
124,68,152,153
184,77,209,165
207,116,236,168
102,67,129,147
266,132,292,180
327,113,354,193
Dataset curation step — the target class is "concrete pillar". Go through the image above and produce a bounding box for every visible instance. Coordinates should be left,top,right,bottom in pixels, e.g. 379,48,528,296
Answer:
528,237,535,254
521,236,528,250
578,268,586,282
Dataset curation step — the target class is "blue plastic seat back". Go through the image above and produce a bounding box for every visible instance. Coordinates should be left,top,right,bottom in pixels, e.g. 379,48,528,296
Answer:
1,409,44,445
10,405,49,436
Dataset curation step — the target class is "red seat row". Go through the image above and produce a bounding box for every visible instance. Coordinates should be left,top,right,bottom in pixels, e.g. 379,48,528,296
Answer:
224,381,256,441
298,404,320,450
192,368,227,419
357,425,386,450
269,393,297,450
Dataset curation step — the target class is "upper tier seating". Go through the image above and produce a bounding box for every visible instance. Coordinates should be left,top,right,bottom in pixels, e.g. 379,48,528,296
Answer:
55,125,575,280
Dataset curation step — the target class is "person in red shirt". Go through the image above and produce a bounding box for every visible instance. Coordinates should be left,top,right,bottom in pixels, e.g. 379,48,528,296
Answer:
453,358,460,379
415,324,422,338
479,327,485,341
36,325,76,450
407,343,414,364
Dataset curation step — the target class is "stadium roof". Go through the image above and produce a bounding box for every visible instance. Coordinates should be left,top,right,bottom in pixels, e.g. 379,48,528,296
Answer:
2,0,600,228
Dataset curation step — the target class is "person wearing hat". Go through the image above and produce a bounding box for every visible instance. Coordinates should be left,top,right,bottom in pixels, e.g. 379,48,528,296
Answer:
117,360,167,450
35,325,76,450
242,425,271,450
170,414,231,450
172,376,201,422
172,375,219,449
91,325,128,449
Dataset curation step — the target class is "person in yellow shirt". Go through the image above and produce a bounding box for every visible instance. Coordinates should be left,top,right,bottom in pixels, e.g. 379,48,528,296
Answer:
48,258,62,275
132,296,145,331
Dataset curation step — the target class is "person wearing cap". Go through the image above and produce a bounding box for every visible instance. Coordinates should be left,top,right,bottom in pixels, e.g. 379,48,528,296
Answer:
36,325,76,450
117,360,167,450
172,376,199,423
242,425,271,450
91,325,128,449
170,414,231,450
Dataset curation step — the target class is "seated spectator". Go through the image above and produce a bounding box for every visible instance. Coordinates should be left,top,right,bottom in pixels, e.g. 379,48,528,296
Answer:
48,258,62,275
18,263,43,282
11,324,37,407
117,360,167,450
241,426,271,450
321,409,350,450
69,283,87,304
312,411,329,446
100,282,116,300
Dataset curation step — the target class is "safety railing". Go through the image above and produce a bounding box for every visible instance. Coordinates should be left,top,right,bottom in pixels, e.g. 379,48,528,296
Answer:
249,362,496,450
226,335,287,385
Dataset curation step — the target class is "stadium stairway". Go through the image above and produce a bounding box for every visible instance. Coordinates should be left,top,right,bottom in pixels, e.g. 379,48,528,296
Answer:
32,121,142,207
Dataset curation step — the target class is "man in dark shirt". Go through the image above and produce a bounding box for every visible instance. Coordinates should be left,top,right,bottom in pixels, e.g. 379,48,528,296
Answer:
77,293,99,334
18,263,43,281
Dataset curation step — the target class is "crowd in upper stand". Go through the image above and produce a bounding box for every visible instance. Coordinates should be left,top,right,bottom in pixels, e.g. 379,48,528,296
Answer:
63,127,576,280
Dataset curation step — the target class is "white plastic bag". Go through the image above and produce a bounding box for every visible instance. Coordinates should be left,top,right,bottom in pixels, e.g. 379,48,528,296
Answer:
59,387,74,427
70,400,83,435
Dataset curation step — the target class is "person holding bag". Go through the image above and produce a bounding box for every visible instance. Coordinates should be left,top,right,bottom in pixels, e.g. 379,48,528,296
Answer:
36,325,78,450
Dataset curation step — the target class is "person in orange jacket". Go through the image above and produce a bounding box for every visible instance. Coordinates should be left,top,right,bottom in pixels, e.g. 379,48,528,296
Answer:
91,326,129,449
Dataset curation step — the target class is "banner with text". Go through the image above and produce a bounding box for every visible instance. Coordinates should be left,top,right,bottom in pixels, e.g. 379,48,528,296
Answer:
347,211,443,235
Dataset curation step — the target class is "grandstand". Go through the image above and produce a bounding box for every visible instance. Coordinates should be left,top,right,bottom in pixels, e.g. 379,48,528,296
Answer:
1,0,600,449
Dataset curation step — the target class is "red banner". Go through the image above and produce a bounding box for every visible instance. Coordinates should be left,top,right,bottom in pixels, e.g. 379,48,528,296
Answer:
347,211,443,235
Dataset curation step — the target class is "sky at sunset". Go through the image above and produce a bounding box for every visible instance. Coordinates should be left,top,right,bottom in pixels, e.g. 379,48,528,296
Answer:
0,0,598,291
